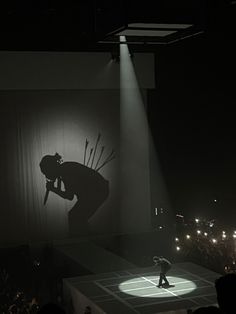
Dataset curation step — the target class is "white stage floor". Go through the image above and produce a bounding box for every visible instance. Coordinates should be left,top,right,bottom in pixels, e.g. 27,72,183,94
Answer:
63,262,220,314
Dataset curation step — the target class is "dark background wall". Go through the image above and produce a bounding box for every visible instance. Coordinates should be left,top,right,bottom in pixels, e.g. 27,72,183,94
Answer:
148,33,236,226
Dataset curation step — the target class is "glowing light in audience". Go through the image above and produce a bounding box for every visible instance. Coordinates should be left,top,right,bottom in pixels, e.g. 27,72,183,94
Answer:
195,218,199,223
197,230,201,234
233,234,236,239
176,246,181,251
204,232,208,236
222,234,226,239
186,234,191,239
175,237,179,242
212,238,217,244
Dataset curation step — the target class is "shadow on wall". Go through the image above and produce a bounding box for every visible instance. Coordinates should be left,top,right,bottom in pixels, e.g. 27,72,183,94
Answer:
39,134,115,236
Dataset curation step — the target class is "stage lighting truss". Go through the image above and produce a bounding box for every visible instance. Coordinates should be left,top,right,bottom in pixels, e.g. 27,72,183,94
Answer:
98,23,204,45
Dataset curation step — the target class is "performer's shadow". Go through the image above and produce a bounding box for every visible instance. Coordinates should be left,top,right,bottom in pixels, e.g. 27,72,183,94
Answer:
162,284,175,288
67,167,109,235
40,134,114,237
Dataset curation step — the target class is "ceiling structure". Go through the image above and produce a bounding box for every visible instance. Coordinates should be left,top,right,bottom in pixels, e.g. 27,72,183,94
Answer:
0,0,235,51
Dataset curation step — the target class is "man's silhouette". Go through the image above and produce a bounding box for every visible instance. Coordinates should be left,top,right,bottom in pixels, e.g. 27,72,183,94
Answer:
40,153,109,235
153,256,172,288
215,273,236,314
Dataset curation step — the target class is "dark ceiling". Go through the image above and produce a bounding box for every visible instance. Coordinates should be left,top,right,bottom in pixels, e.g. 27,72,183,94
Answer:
0,0,235,51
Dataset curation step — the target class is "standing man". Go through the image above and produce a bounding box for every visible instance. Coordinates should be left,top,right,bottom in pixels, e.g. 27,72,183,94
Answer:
153,256,172,288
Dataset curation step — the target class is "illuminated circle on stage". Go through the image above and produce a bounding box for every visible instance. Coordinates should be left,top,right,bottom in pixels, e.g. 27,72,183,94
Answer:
118,276,197,298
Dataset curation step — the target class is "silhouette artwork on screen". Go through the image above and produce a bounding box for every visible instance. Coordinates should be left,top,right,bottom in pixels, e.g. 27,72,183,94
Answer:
39,133,115,235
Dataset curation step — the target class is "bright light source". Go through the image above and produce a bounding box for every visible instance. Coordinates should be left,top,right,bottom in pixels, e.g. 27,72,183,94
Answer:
186,234,191,239
195,218,199,223
176,214,184,218
212,238,217,244
222,234,227,239
234,231,236,234
233,234,236,239
197,230,201,234
159,226,163,230
119,35,126,43
204,232,208,236
213,199,217,203
176,246,180,251
222,231,226,234
175,237,179,242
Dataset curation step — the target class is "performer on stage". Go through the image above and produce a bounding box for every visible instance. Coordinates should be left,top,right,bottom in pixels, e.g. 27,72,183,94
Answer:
153,256,172,288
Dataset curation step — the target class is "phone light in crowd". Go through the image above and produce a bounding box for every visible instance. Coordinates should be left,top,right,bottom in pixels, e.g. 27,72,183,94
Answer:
176,246,181,251
186,234,191,239
197,230,201,235
234,231,236,234
212,238,217,244
204,232,208,236
175,237,179,242
222,234,227,239
233,234,236,239
195,218,200,223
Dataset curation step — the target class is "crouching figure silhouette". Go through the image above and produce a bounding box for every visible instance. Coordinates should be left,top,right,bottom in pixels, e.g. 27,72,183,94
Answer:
40,152,109,235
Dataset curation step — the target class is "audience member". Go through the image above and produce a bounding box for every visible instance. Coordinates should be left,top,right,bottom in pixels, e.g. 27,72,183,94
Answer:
215,273,236,314
38,303,66,314
192,305,221,313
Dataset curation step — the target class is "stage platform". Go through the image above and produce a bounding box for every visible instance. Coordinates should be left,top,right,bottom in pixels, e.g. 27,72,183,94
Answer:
63,262,220,314
55,239,136,274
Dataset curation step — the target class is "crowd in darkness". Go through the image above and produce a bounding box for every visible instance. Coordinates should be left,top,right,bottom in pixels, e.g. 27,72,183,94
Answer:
189,272,236,313
175,215,236,275
0,284,40,314
0,244,91,314
0,267,65,314
0,243,94,314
